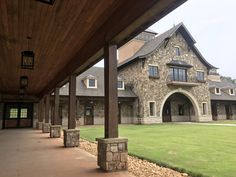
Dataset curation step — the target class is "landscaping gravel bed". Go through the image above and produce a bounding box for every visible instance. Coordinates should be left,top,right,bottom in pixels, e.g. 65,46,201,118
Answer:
80,139,189,177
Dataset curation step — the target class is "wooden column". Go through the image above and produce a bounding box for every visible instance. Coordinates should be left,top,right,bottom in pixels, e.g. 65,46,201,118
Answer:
68,74,76,129
45,94,50,123
53,87,60,125
104,44,118,138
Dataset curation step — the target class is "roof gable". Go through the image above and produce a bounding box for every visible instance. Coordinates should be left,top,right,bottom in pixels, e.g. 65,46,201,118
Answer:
118,22,217,70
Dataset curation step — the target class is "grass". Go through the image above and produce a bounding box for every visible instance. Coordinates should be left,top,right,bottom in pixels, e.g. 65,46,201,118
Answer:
80,124,236,177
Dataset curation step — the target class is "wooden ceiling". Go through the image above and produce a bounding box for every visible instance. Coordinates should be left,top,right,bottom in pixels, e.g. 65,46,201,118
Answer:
0,0,186,97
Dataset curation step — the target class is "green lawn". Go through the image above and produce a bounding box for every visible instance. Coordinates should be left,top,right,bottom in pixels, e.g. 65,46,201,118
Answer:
80,124,236,177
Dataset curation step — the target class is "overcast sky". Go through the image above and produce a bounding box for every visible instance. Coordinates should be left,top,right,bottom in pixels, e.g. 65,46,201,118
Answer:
95,0,236,79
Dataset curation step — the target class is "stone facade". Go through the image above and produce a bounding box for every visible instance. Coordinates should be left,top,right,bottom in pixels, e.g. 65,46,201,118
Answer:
63,129,80,147
36,122,43,130
42,123,50,133
97,138,128,171
50,125,61,138
60,99,134,127
118,31,212,123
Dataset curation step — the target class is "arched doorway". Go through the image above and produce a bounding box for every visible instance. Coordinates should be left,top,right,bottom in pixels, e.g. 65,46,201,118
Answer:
161,90,200,122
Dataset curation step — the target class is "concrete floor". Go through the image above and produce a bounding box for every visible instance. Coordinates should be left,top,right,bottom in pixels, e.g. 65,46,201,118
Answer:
0,129,132,177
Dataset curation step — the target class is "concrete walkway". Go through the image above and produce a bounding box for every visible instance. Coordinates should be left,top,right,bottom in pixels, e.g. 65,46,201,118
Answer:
0,129,132,177
176,122,236,127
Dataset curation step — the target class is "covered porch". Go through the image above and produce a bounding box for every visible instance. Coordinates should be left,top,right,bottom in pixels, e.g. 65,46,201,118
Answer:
0,0,186,174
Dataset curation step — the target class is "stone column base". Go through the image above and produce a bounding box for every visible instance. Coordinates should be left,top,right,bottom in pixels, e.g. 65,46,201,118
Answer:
42,123,50,133
97,138,128,171
50,125,61,138
36,122,43,130
63,129,80,147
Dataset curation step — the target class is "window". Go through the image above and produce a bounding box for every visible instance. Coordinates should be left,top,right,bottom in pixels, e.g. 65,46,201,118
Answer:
10,108,18,118
202,102,207,115
196,71,204,81
20,108,28,118
149,101,156,117
87,78,97,88
229,89,235,95
149,65,159,78
178,105,184,115
170,67,187,82
175,46,181,56
215,88,221,95
117,81,125,90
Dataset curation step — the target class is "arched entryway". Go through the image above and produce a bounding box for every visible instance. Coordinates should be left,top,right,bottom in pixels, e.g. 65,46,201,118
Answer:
160,90,201,122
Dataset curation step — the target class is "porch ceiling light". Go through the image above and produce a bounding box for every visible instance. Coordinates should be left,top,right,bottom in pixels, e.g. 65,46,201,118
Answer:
37,0,55,5
21,51,34,69
20,76,28,88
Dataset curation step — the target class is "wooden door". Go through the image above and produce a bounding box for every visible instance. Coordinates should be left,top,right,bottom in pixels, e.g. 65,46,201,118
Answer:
211,103,218,121
3,103,33,128
225,105,232,120
162,101,171,122
84,105,94,125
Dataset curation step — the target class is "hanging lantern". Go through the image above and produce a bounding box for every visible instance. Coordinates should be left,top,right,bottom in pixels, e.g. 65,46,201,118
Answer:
21,51,34,69
20,76,28,88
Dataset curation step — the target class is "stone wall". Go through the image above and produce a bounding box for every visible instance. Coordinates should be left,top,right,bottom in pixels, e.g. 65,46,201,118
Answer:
61,99,135,126
214,102,236,120
119,31,212,123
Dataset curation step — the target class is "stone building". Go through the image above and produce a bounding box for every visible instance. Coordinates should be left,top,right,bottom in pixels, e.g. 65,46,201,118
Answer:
208,72,236,120
58,67,136,126
118,23,217,124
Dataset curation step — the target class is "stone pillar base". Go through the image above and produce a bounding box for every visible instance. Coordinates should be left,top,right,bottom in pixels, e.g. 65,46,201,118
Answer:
42,123,50,133
50,125,61,138
63,129,80,147
97,138,128,171
36,122,43,130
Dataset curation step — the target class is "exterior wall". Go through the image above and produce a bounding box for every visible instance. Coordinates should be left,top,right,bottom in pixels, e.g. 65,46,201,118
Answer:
119,32,212,123
232,104,236,120
61,99,134,126
118,39,145,63
213,101,236,120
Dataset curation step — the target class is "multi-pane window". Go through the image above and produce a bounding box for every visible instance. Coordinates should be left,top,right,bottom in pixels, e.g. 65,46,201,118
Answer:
20,108,28,118
149,102,156,117
10,108,18,118
175,46,181,56
202,102,207,115
88,79,96,88
117,81,124,90
149,65,159,78
197,71,204,81
170,67,187,82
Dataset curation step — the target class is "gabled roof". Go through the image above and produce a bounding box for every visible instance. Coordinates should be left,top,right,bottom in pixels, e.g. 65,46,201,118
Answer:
60,67,137,98
118,22,217,70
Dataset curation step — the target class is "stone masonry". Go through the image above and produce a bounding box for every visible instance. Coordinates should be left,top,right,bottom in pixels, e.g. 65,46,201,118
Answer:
50,125,61,138
118,30,212,123
36,122,43,130
97,138,128,171
42,123,50,133
63,129,80,147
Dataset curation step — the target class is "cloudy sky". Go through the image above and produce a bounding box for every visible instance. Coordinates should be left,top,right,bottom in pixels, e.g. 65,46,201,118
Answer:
96,0,236,78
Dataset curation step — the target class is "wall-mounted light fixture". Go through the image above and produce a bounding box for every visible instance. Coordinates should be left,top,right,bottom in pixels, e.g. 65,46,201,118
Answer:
20,76,28,88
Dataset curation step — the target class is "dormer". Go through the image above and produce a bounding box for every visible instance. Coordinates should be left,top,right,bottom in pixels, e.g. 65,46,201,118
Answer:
215,88,221,95
117,77,125,90
229,88,235,95
83,75,97,89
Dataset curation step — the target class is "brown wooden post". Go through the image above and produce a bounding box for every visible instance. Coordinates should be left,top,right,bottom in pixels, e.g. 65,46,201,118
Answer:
54,87,60,125
45,94,50,124
104,44,118,138
68,74,76,129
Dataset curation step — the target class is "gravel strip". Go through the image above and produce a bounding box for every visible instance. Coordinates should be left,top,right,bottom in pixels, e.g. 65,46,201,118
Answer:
80,139,189,177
